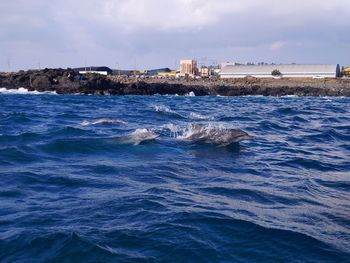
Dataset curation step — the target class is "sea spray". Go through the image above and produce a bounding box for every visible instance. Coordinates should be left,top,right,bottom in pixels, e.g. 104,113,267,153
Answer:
0,87,57,95
80,118,128,126
189,112,214,120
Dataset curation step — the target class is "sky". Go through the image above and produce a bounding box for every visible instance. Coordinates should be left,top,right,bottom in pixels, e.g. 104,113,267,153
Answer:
1,0,350,71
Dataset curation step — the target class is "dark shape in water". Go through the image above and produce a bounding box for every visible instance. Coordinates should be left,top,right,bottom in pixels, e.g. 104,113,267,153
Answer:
179,124,253,147
114,128,160,145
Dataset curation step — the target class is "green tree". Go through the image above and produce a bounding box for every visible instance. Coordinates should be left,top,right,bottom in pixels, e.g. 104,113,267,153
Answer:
271,69,282,76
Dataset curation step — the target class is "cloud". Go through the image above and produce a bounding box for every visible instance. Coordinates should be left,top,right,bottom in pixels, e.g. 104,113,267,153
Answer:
0,0,350,71
102,0,252,30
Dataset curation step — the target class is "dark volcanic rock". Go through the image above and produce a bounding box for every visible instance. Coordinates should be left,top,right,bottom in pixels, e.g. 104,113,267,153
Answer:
1,68,350,96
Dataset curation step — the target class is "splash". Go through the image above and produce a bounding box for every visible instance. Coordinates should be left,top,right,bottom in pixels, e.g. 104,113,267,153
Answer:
80,118,128,126
152,105,185,119
153,105,176,114
189,112,214,120
162,123,181,137
185,91,196,97
0,87,57,95
153,105,214,121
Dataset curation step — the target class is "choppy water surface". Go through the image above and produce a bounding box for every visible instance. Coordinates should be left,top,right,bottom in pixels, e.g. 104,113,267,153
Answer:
0,92,349,262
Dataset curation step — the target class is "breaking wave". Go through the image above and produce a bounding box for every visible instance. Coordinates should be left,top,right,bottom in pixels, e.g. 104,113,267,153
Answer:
80,118,128,126
189,112,214,120
153,105,213,120
152,105,185,119
0,87,57,95
185,91,196,97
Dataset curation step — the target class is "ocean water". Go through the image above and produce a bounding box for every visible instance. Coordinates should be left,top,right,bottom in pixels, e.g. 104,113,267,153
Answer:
0,91,349,262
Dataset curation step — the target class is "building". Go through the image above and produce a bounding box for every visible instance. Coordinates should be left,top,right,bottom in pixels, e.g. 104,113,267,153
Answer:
199,66,210,77
158,71,177,78
180,59,197,76
343,66,350,77
220,64,341,79
147,68,171,76
111,69,134,76
75,66,112,76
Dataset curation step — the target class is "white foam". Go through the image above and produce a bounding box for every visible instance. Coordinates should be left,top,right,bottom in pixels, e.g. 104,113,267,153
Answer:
189,112,214,120
153,105,175,114
0,87,57,95
185,91,196,97
281,95,298,98
162,123,181,137
80,118,128,126
152,105,184,118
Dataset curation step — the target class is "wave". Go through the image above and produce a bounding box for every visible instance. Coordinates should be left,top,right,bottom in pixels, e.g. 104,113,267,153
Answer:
0,132,42,145
152,105,185,119
38,137,125,155
189,112,214,120
153,105,214,120
0,87,57,95
80,118,128,126
114,128,159,145
185,91,196,97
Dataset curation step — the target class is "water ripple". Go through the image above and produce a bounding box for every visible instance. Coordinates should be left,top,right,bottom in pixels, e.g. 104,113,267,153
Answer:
0,94,349,261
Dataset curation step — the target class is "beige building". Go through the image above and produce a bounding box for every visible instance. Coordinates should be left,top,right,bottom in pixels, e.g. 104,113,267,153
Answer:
180,59,197,76
199,66,210,77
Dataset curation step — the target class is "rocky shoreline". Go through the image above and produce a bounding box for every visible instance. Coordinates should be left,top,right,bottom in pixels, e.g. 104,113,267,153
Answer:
1,68,350,96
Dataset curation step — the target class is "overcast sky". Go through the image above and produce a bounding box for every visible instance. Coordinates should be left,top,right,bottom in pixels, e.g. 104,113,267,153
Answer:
1,0,349,71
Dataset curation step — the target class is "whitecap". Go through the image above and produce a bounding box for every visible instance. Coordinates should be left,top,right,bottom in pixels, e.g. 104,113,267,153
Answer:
153,105,174,114
185,91,196,97
80,118,128,126
152,104,185,119
162,123,181,137
0,87,57,95
189,112,214,121
281,95,298,98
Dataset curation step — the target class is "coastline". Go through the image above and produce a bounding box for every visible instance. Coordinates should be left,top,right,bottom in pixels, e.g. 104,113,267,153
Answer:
1,68,350,96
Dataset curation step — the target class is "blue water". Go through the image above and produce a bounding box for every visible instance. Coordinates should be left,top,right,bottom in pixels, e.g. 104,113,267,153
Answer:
0,93,349,262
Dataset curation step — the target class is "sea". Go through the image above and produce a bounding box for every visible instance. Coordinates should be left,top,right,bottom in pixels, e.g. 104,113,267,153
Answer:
0,88,349,262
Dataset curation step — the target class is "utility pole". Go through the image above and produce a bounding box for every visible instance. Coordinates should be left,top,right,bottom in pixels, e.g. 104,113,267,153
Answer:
116,62,120,76
134,59,137,80
7,58,11,72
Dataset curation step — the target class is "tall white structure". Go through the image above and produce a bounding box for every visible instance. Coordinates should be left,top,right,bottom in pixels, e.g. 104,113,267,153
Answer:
220,64,340,79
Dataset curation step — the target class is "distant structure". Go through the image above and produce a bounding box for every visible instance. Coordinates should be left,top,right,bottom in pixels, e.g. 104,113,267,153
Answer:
343,66,350,77
199,66,210,77
220,64,341,79
158,71,178,78
75,66,112,76
180,59,197,77
111,69,138,76
146,68,171,76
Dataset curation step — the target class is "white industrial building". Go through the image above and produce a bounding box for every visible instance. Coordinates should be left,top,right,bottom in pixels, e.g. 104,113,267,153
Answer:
220,64,341,79
75,66,112,76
